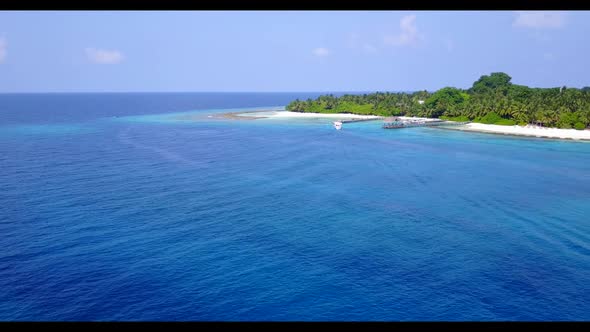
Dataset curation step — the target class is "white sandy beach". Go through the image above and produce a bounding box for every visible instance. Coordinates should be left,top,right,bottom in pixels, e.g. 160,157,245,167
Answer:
453,123,590,141
230,111,590,140
273,111,381,119
396,116,441,123
238,111,382,120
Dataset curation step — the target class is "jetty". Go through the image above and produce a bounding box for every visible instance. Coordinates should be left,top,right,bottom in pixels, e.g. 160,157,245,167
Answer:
382,117,469,129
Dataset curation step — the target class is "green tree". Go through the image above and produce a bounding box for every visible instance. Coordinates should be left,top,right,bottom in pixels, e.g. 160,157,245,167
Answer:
283,72,590,128
470,72,512,95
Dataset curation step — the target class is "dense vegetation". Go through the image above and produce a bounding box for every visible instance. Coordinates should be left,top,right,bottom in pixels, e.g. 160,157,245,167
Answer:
286,73,590,129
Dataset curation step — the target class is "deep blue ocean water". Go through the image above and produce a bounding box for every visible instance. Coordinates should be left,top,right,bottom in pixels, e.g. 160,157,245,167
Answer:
1,93,589,321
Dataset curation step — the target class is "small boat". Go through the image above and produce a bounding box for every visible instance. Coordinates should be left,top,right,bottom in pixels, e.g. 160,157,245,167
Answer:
333,121,342,130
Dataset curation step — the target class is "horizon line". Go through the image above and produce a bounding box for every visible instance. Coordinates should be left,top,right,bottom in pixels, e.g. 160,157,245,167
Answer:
0,90,425,94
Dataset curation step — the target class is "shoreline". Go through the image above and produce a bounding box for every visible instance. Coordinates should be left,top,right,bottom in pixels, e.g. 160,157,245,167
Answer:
270,111,382,120
219,110,383,120
216,110,590,141
217,110,271,120
442,122,590,141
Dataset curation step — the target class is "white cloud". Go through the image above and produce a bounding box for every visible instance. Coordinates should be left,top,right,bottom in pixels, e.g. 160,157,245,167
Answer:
312,47,330,57
0,38,6,63
513,11,566,29
85,47,124,64
384,15,423,47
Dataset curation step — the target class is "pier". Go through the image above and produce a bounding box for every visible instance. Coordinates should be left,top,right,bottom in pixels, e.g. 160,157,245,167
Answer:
382,117,469,129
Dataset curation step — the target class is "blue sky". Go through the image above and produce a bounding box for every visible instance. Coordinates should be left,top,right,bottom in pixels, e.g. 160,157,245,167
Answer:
0,11,588,92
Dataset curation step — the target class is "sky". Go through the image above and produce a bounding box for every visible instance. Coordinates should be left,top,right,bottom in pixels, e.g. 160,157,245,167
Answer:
0,11,589,92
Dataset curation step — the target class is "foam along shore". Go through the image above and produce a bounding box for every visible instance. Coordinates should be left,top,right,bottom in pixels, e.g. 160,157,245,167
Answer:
271,111,381,119
236,110,382,120
395,116,441,123
452,123,590,141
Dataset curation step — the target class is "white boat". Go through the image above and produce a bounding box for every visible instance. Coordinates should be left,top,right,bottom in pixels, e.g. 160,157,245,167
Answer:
333,121,342,130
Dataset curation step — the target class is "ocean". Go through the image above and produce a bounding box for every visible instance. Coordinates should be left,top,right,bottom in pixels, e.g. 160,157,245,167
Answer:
0,93,589,321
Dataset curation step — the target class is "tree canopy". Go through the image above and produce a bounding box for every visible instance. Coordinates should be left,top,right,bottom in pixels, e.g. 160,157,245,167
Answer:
285,72,590,129
470,72,512,94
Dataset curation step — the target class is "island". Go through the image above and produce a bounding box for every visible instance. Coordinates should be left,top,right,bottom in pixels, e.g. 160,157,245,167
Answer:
283,73,590,140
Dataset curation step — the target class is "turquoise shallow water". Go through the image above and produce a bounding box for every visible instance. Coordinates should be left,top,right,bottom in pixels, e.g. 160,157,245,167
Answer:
0,93,589,321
